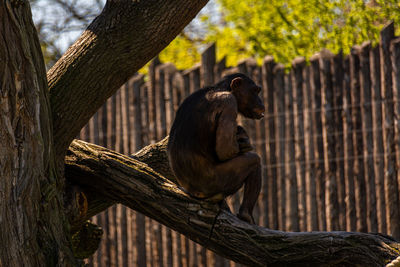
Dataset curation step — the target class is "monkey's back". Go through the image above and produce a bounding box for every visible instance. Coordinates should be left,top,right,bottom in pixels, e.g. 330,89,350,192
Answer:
167,88,225,194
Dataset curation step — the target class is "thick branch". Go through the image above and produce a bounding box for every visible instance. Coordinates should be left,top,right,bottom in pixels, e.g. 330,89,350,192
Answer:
48,0,209,156
65,139,400,266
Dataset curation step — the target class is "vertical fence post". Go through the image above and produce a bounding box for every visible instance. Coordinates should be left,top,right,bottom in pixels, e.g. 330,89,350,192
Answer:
303,64,318,231
129,75,147,267
342,56,357,231
92,111,100,145
370,45,387,234
391,37,400,240
155,64,177,267
116,90,124,266
162,64,176,140
183,65,201,95
124,77,139,267
359,42,378,233
121,83,132,266
172,73,185,113
320,50,340,231
201,43,216,87
115,88,128,267
149,57,161,144
182,70,191,98
310,54,326,231
273,63,286,231
146,62,159,266
380,22,400,239
115,87,123,153
262,56,278,229
129,75,144,153
99,98,108,148
292,57,307,231
141,81,156,267
155,64,168,141
284,70,299,231
97,104,107,267
99,102,109,267
350,46,368,233
107,94,118,266
214,57,226,82
122,82,131,155
331,52,346,230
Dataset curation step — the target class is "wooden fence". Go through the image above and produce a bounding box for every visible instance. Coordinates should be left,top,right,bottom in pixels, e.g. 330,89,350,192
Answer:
81,23,400,266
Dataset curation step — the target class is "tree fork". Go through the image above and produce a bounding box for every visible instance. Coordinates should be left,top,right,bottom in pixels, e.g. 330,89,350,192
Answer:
47,0,209,158
65,138,400,266
2,0,210,264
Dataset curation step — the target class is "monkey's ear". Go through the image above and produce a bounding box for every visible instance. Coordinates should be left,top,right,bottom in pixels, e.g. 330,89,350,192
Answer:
230,77,243,91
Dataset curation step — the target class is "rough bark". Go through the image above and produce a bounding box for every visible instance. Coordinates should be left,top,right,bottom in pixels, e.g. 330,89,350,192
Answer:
0,1,75,265
47,0,209,158
65,138,400,267
2,0,210,265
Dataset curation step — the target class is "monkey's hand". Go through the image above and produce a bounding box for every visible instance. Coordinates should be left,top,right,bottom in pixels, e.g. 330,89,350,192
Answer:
237,126,253,153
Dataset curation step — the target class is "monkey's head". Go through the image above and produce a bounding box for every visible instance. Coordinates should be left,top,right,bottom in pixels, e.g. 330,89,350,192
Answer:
219,73,265,119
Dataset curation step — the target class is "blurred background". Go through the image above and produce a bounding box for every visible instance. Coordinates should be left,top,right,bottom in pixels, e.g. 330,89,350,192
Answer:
32,0,400,70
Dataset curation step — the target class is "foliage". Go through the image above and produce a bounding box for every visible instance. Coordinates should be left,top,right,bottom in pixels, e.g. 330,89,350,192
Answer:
159,34,201,70
161,0,400,68
143,1,219,73
33,0,400,70
31,0,212,71
32,0,105,68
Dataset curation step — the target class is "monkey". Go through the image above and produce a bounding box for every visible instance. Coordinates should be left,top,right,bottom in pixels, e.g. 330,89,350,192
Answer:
167,73,265,224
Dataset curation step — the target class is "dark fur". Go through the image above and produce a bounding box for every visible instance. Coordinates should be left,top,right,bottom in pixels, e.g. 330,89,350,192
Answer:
167,73,264,223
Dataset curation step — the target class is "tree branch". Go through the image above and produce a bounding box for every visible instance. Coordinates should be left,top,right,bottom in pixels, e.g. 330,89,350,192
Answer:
65,139,400,266
47,0,209,157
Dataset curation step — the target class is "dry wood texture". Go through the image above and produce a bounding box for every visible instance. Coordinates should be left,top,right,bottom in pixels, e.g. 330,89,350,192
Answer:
66,139,400,267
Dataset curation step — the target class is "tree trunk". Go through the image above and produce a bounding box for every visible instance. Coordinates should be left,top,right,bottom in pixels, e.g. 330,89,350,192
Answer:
0,1,75,265
65,138,400,267
0,0,209,265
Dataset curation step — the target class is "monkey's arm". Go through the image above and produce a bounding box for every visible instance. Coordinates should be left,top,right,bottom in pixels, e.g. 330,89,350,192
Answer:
237,125,253,153
215,95,240,161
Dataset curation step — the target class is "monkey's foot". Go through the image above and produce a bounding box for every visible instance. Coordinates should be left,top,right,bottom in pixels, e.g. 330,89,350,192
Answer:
237,212,255,224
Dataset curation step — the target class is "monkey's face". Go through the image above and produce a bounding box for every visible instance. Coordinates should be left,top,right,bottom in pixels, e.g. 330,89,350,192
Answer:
231,77,265,120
